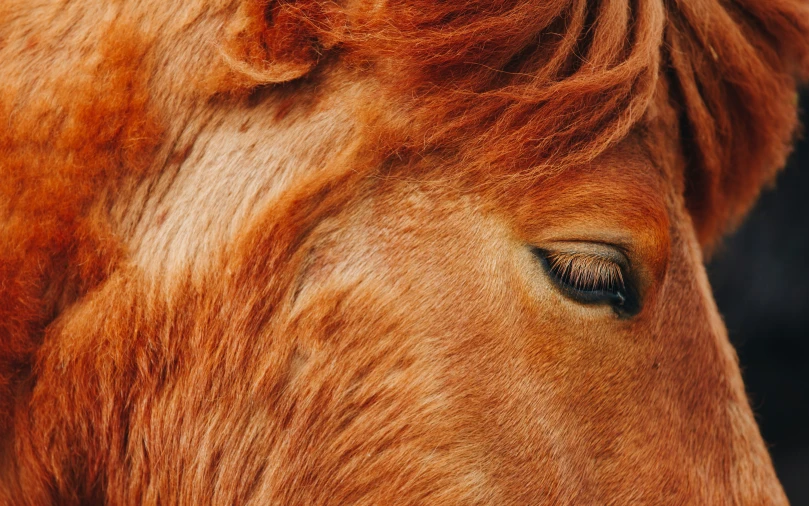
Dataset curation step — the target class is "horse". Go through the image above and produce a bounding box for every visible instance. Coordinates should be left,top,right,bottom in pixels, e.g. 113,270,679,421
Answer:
1,0,808,503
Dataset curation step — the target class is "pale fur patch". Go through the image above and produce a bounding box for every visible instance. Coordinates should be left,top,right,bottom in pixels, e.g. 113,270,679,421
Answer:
113,79,368,279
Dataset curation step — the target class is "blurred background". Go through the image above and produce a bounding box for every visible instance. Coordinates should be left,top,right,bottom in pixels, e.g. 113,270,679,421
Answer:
707,91,809,503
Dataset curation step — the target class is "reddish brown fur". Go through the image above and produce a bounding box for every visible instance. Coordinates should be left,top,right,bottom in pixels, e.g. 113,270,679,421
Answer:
0,17,162,436
1,0,808,504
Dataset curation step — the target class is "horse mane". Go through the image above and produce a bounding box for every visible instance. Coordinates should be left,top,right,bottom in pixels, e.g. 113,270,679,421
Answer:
224,0,809,246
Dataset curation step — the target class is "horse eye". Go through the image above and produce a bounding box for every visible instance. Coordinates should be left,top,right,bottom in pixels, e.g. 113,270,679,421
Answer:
533,247,634,312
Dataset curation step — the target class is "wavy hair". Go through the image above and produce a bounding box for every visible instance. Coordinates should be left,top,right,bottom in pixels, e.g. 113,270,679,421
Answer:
224,0,809,244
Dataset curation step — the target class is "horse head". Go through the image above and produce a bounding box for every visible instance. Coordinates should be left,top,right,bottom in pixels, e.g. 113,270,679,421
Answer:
1,0,807,503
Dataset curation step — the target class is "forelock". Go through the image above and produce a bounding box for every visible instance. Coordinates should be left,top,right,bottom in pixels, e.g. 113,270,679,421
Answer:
223,0,809,246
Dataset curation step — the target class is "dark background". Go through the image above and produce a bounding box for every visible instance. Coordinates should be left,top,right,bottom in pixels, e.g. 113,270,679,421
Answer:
708,91,809,503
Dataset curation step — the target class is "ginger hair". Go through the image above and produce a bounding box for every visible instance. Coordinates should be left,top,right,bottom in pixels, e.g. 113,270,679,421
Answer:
1,0,808,467
223,0,809,243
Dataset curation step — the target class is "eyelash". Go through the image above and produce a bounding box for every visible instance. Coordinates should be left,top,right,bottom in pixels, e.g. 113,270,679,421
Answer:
533,248,634,312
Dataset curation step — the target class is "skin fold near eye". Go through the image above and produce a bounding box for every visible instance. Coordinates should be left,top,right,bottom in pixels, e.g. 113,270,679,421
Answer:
532,245,640,316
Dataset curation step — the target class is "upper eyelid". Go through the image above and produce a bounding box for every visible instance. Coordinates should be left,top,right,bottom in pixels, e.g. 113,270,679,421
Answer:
544,250,626,291
537,242,631,270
